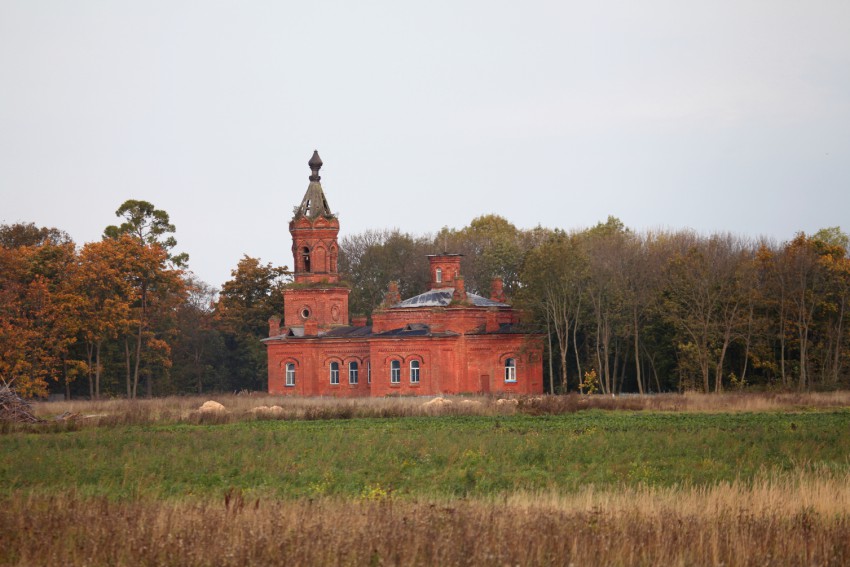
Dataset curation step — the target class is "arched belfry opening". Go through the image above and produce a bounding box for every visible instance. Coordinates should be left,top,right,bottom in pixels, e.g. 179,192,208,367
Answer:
302,246,311,272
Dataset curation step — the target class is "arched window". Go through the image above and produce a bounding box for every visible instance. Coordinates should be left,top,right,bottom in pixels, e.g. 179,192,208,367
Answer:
349,361,359,385
285,363,296,387
302,247,311,272
390,360,401,384
330,361,340,385
410,360,420,384
435,268,442,283
504,358,517,382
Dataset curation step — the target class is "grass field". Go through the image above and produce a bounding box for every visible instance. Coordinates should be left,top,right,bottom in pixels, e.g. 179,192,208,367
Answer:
3,393,850,565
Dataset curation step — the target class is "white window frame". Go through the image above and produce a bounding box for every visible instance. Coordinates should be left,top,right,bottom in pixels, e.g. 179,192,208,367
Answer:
410,360,420,384
436,268,442,283
367,360,371,384
390,360,401,384
349,361,359,385
330,361,340,385
285,363,296,387
505,358,517,382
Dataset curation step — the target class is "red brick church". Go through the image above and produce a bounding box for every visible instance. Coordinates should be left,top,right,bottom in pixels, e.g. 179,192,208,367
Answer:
264,151,543,396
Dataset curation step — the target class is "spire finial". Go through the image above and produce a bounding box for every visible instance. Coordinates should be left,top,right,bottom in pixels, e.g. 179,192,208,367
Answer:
308,150,323,182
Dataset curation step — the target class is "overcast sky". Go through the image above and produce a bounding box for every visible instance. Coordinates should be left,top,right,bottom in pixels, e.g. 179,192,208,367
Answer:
2,1,849,288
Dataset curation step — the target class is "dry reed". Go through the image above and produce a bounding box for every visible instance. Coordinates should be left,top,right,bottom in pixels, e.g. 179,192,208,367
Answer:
4,470,850,566
24,390,850,430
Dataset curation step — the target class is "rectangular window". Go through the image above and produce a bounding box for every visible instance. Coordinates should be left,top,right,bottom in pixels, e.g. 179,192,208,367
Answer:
330,362,340,385
367,361,371,384
349,361,358,385
391,360,400,384
285,363,295,387
410,360,420,384
505,358,517,382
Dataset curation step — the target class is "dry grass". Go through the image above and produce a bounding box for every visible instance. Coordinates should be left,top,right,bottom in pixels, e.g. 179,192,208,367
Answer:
4,471,850,566
25,390,850,429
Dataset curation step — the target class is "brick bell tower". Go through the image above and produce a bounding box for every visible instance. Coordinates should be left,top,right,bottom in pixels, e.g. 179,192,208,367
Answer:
282,151,350,333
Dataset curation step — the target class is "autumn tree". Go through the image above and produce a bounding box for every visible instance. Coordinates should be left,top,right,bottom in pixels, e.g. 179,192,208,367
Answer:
0,222,71,248
812,228,850,385
103,201,187,398
0,225,80,398
72,238,134,399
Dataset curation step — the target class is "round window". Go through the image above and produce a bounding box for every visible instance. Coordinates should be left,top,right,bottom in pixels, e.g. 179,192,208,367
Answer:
301,307,311,319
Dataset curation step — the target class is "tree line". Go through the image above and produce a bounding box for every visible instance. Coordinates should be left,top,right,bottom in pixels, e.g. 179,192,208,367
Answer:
2,201,848,398
340,216,850,394
0,201,287,399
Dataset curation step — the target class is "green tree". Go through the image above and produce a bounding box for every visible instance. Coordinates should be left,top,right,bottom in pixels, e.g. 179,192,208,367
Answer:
215,256,288,391
435,215,527,297
519,231,588,393
170,277,225,394
339,230,431,317
664,234,752,392
580,217,630,394
104,199,189,266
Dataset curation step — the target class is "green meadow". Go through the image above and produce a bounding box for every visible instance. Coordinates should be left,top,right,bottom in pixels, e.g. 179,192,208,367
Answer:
4,410,849,500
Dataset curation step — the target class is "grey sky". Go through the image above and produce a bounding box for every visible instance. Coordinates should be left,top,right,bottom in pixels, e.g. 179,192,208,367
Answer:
2,1,849,288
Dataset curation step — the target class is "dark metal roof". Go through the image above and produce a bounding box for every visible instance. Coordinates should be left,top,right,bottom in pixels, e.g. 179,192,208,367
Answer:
467,322,534,335
260,318,540,344
322,325,374,338
391,287,509,308
372,324,460,338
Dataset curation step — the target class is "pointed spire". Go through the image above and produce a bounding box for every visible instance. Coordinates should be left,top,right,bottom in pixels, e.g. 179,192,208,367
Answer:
308,150,322,182
294,150,332,219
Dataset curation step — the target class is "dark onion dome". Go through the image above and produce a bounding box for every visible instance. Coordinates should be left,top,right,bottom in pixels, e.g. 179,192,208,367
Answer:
308,150,323,181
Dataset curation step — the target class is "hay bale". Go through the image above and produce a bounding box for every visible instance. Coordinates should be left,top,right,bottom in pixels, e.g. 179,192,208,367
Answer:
199,400,226,413
495,398,519,406
423,397,453,407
